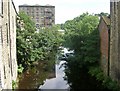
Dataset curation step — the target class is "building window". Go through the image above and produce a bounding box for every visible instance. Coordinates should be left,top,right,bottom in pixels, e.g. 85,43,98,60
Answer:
27,7,29,10
4,66,6,79
36,12,38,14
0,26,2,45
36,13,39,16
36,19,39,22
52,20,54,23
36,24,39,28
6,23,9,44
0,0,3,14
0,0,1,14
36,17,39,20
36,8,39,10
12,16,14,31
27,12,29,14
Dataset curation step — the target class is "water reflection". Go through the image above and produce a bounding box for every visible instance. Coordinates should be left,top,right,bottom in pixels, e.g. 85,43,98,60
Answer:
39,61,69,89
18,62,56,89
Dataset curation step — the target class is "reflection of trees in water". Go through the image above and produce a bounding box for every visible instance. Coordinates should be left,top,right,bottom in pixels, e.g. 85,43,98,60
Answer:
64,57,111,91
18,61,56,89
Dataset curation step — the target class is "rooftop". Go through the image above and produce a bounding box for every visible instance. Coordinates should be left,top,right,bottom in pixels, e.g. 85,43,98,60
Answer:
19,4,55,7
101,16,110,26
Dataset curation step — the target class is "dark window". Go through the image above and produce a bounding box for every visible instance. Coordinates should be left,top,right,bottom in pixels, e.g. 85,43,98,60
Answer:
52,20,54,22
36,8,39,10
0,0,3,14
4,66,6,79
6,23,9,44
0,26,3,45
27,12,29,14
27,8,29,10
0,0,1,14
36,24,39,28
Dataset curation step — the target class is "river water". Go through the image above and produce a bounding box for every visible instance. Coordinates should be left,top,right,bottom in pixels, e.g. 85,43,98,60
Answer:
18,60,69,90
39,61,69,90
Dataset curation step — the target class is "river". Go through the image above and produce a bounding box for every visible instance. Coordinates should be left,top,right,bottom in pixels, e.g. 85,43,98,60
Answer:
18,47,113,90
18,60,70,90
39,61,69,90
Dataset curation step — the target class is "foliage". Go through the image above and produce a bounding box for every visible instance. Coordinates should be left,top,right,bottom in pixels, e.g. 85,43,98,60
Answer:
17,12,62,70
63,13,99,54
17,64,24,74
17,12,36,68
89,66,120,91
63,13,100,67
62,12,119,90
12,80,17,90
95,12,110,17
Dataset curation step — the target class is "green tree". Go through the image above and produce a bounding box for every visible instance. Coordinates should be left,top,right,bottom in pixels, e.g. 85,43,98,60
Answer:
63,13,99,54
17,12,36,68
17,12,62,70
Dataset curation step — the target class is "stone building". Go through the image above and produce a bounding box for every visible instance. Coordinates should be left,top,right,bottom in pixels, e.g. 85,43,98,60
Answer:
98,16,110,76
19,4,55,29
0,0,18,89
110,1,120,82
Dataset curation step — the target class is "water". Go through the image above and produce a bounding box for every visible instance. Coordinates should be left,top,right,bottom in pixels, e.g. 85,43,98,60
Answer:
18,60,69,90
18,62,56,89
39,61,69,89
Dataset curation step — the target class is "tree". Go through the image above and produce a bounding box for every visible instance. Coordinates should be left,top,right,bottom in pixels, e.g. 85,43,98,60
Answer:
63,13,99,54
17,12,36,68
17,12,62,70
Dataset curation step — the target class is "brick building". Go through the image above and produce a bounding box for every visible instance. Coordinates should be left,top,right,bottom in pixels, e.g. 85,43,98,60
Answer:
19,4,55,29
98,16,110,76
0,0,18,89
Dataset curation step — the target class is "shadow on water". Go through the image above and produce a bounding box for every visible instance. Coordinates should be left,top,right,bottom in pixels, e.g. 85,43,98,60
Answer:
64,58,112,91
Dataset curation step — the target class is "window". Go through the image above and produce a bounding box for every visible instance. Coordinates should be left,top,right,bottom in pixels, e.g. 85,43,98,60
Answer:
0,0,1,14
0,26,2,45
12,16,14,31
4,66,6,79
0,0,3,14
6,23,9,44
36,19,39,22
36,8,39,10
36,13,39,16
0,70,2,88
27,12,29,14
27,7,29,10
36,24,39,28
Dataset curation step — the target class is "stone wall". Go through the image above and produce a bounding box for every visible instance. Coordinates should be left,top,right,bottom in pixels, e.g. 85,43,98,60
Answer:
9,0,18,82
0,0,17,89
110,1,120,82
0,13,4,90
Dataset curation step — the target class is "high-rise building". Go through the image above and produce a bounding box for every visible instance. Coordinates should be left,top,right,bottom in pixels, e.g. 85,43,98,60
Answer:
19,4,55,29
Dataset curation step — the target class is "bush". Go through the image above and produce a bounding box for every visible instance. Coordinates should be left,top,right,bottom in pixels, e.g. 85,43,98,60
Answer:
17,64,24,74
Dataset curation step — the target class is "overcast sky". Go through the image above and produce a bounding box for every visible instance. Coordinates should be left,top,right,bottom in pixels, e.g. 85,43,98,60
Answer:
13,0,110,24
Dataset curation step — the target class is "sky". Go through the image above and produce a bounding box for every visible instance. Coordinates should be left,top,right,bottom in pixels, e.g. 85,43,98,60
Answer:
13,0,110,24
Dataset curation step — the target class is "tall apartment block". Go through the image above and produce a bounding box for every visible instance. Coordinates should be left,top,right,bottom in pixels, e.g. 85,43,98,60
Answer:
19,4,55,28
